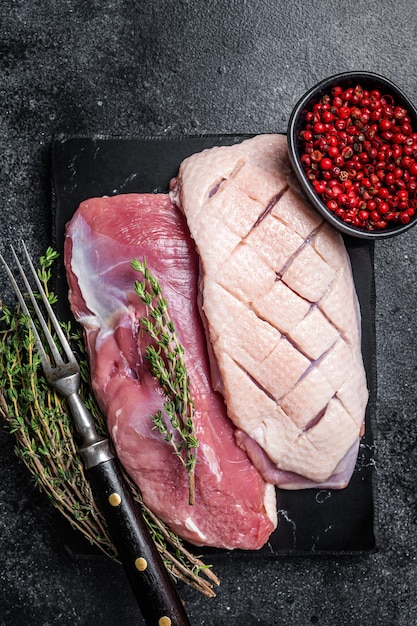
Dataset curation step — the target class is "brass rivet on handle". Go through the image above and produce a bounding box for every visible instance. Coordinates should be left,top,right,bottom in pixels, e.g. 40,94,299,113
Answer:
134,557,148,571
158,617,172,626
108,492,122,507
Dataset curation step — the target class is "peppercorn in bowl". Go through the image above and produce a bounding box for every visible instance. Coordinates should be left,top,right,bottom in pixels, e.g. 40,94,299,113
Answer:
287,71,417,239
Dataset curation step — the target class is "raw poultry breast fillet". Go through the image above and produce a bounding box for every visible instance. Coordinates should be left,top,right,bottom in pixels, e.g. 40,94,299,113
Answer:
64,193,277,549
170,134,369,488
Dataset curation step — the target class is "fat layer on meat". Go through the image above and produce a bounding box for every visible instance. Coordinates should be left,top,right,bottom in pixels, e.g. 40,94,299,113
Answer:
170,134,369,488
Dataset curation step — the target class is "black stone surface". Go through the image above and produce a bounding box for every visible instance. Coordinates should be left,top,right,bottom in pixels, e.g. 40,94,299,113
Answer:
0,1,416,625
52,134,377,557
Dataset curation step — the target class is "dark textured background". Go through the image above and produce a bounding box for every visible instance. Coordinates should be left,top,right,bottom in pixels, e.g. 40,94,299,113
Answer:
0,1,416,625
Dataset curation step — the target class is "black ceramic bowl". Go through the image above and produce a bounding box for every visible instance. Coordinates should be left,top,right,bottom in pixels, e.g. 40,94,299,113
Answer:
287,71,417,239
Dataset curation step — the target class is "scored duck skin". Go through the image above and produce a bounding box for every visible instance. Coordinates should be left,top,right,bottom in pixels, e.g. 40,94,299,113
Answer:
170,134,369,488
64,193,277,549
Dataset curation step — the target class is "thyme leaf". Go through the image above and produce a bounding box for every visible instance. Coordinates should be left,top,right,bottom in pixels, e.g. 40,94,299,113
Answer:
131,257,198,506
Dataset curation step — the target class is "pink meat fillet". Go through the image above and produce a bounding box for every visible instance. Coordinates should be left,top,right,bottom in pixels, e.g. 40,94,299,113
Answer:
64,193,277,549
170,134,369,488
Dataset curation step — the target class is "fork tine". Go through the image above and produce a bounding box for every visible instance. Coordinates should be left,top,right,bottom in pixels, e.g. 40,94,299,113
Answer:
11,244,65,368
1,242,74,369
20,241,75,365
0,249,51,370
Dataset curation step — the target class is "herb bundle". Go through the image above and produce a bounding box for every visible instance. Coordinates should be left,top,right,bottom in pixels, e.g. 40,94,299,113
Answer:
131,257,198,506
0,248,218,597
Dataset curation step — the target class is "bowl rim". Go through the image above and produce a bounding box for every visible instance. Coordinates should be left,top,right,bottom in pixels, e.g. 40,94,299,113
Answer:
287,71,417,239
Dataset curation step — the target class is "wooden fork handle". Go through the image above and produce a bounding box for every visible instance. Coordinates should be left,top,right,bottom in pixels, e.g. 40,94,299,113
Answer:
86,457,191,626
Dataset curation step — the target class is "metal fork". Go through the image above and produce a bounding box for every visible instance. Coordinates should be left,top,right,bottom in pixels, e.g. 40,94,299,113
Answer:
2,242,110,463
1,241,190,626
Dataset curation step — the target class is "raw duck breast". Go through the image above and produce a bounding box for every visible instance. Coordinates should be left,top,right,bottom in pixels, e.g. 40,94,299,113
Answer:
170,134,369,489
64,193,277,549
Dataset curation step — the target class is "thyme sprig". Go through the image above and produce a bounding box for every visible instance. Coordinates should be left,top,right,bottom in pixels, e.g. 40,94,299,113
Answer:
0,248,218,597
131,257,198,506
